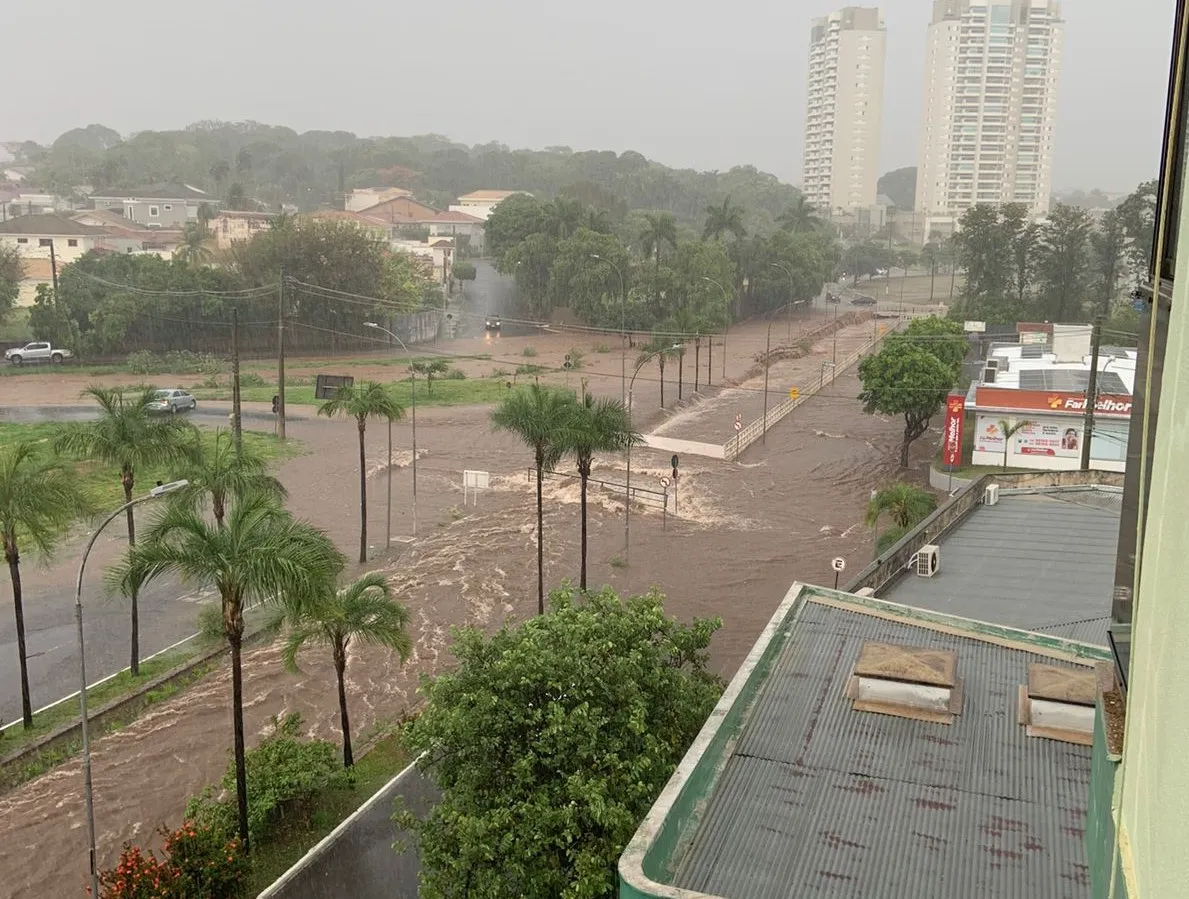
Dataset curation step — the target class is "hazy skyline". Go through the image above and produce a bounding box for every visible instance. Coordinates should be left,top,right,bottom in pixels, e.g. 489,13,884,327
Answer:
5,0,1175,193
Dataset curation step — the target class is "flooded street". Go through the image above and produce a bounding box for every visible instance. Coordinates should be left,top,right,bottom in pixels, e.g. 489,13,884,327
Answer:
0,315,936,896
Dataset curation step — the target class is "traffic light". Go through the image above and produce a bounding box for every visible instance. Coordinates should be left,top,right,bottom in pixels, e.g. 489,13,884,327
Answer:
271,394,279,414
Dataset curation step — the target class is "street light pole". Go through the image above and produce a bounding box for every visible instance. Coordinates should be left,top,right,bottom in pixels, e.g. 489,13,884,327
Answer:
625,344,682,565
770,262,796,340
364,323,418,540
591,254,627,404
76,479,188,898
701,277,730,386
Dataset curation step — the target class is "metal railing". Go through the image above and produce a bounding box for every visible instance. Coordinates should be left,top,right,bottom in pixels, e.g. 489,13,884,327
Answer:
527,468,669,510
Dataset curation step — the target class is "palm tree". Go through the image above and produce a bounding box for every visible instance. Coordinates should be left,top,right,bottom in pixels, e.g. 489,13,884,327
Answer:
275,572,411,767
563,395,642,590
665,308,702,401
54,386,198,674
209,160,231,190
866,483,937,553
112,493,343,851
318,382,405,563
702,196,747,242
639,339,682,408
225,182,247,212
176,429,287,528
491,384,578,615
639,212,678,271
174,221,213,266
778,196,823,233
997,419,1031,471
0,443,94,728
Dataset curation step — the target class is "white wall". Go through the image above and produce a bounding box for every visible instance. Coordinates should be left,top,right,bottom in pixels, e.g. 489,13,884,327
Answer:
970,412,1127,472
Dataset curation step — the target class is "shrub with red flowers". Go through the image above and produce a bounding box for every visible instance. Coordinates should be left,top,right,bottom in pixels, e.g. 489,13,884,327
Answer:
94,822,246,899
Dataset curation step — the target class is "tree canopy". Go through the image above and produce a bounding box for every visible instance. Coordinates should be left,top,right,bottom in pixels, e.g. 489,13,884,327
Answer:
0,245,23,323
858,340,956,468
399,585,723,899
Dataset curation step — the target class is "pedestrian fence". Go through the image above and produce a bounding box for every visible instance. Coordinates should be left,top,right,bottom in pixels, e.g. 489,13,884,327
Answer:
527,468,669,511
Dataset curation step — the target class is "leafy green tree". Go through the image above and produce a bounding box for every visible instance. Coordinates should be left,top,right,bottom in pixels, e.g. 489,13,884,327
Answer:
318,381,405,563
858,342,955,468
955,204,1016,305
410,359,449,393
877,167,917,211
892,316,968,377
839,240,893,284
55,386,198,674
113,493,344,850
503,232,558,317
173,221,213,267
549,228,631,324
638,212,678,269
225,183,248,211
995,418,1031,471
1091,209,1128,314
485,192,545,262
1116,179,1157,275
1,443,95,728
452,259,477,286
777,196,823,233
209,159,231,189
491,384,577,614
563,394,641,589
176,429,287,528
0,244,23,323
398,585,723,899
866,482,937,554
276,572,411,766
1037,203,1094,320
639,337,682,408
702,196,747,242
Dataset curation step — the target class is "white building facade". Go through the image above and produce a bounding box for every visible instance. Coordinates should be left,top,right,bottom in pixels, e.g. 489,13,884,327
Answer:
915,0,1064,236
803,7,886,214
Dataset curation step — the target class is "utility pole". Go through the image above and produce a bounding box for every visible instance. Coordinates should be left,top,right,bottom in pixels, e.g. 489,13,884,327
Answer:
231,306,243,457
277,271,286,440
1080,316,1103,471
49,240,58,293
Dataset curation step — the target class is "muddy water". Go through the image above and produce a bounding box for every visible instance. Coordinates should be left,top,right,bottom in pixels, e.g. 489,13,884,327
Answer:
0,354,934,897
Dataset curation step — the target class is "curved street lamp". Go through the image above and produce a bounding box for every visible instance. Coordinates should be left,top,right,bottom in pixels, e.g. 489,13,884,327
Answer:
364,322,419,543
624,344,683,565
590,253,627,403
77,479,189,898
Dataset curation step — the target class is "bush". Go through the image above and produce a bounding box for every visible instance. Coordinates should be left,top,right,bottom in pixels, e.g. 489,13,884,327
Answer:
186,713,348,844
238,372,266,388
125,350,164,375
97,823,246,899
444,367,467,380
594,342,611,354
522,346,538,358
516,364,544,376
163,350,227,376
566,347,585,370
490,367,511,378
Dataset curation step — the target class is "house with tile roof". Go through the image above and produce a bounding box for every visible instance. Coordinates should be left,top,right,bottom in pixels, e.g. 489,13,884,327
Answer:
450,189,529,222
90,182,217,228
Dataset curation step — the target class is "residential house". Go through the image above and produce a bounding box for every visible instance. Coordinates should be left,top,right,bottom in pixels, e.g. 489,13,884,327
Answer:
345,187,412,212
392,236,455,285
303,210,391,242
207,210,273,250
4,191,65,217
420,210,485,254
90,182,217,228
70,209,182,256
449,189,528,222
359,194,442,223
0,214,113,305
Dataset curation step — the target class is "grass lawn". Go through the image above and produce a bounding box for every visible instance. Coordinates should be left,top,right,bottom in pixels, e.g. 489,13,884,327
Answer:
194,375,516,408
243,730,412,894
0,422,301,508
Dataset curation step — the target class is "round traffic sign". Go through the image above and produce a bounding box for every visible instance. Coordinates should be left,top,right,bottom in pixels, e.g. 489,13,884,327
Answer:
733,420,742,431
831,556,846,573
660,475,671,488
789,386,800,399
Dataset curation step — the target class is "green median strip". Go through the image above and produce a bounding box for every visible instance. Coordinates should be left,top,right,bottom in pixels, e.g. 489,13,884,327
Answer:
194,375,518,408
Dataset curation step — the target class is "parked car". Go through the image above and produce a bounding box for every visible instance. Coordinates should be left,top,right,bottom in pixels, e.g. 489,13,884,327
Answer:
4,341,73,365
146,388,197,414
850,295,878,306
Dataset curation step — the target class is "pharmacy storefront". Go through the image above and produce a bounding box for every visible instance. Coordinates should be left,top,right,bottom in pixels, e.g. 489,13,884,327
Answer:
970,386,1132,472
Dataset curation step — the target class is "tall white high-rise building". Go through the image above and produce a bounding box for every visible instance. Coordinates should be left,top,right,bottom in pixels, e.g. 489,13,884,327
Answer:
915,0,1064,235
803,7,887,214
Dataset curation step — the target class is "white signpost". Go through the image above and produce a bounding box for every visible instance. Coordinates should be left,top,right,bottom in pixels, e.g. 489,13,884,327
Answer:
831,556,846,590
463,470,490,506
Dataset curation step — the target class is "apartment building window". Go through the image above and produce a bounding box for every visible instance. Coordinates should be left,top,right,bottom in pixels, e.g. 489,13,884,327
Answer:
68,239,78,247
149,206,160,218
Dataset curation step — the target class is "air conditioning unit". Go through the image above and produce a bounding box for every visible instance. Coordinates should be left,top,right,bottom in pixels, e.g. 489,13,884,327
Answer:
984,484,1000,505
855,587,875,597
916,544,940,578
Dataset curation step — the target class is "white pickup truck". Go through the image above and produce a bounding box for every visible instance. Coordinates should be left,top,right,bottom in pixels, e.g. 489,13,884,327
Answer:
4,341,74,365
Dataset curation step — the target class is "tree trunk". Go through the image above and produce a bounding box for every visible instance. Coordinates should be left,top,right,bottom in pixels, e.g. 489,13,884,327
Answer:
228,619,250,852
694,339,700,392
122,469,139,676
677,352,684,401
658,359,665,408
357,419,367,563
335,647,353,767
900,434,911,469
5,539,33,728
535,456,545,615
579,468,589,591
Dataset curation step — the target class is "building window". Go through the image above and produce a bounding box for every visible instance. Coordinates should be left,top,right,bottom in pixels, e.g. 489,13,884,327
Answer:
67,239,78,247
16,237,27,244
38,238,52,247
149,206,160,218
163,204,173,211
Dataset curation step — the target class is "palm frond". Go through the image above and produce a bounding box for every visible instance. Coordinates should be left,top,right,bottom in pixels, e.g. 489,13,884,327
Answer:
318,380,405,424
0,442,96,560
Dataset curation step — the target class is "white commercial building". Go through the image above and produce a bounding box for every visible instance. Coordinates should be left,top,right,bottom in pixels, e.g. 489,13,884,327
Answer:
915,0,1064,237
803,7,886,215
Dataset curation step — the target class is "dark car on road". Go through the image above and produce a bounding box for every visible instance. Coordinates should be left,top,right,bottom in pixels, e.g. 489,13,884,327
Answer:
485,314,501,331
850,295,878,306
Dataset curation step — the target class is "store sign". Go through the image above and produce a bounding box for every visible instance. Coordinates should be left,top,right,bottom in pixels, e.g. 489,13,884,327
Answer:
942,394,965,467
974,415,1083,459
974,387,1133,419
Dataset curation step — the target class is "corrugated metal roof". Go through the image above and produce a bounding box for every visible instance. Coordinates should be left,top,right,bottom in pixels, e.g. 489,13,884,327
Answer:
673,602,1092,899
878,493,1118,645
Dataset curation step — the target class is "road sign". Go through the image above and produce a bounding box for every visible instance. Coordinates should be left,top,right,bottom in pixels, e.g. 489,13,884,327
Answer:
831,557,846,573
671,454,680,469
660,475,671,488
789,386,800,399
733,420,742,431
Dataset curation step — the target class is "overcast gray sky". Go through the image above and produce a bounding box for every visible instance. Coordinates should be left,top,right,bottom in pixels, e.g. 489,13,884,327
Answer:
5,0,1175,193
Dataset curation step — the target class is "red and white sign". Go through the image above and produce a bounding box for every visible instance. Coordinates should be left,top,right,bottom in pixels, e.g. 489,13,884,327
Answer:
942,394,965,468
974,387,1133,419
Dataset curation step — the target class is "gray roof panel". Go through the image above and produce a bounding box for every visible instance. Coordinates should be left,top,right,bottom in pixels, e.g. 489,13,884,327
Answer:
673,602,1093,899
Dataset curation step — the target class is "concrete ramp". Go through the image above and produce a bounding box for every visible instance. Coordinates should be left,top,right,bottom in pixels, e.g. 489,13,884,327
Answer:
640,434,725,460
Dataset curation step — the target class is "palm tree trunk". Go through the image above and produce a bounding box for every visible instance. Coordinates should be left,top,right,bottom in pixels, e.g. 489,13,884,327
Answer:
658,359,665,408
694,339,700,392
335,650,353,767
357,420,367,564
677,352,684,401
579,471,589,591
5,540,33,728
535,457,545,615
122,470,139,676
228,622,250,852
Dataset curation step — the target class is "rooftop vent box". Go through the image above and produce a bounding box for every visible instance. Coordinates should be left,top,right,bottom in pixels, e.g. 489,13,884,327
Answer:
855,587,876,597
845,642,964,725
916,544,940,577
1018,663,1098,746
985,484,1000,505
